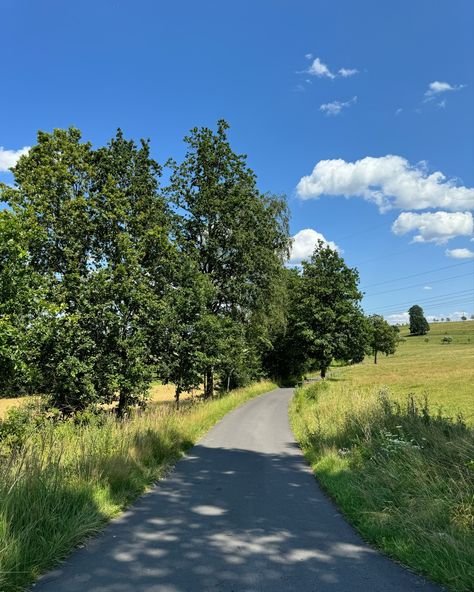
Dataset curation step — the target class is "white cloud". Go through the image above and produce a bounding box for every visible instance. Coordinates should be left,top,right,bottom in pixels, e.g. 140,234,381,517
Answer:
395,108,403,115
338,68,358,77
438,99,447,109
424,80,465,99
385,310,473,325
0,146,30,172
308,57,336,79
320,96,357,116
386,312,409,325
289,228,339,265
445,247,474,259
305,57,358,80
424,286,432,290
392,211,473,244
296,155,474,211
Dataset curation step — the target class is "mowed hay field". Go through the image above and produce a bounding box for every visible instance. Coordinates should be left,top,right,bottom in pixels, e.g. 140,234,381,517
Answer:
291,320,474,591
332,320,474,423
0,383,203,419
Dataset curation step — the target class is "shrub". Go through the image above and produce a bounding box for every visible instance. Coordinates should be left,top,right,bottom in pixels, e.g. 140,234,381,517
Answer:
442,335,453,344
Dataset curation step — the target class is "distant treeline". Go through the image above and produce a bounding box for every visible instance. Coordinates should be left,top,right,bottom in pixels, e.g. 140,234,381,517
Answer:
0,121,398,413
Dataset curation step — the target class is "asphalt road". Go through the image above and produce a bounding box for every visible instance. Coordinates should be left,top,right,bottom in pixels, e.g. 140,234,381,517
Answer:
34,387,441,592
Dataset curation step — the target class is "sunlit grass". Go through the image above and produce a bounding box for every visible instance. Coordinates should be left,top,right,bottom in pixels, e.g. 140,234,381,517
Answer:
291,320,474,590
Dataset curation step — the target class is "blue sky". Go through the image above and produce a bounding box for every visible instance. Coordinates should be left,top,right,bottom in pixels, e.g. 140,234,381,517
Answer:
1,0,473,322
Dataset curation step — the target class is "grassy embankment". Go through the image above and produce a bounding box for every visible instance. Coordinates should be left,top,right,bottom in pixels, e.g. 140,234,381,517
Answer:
0,380,275,592
290,321,474,591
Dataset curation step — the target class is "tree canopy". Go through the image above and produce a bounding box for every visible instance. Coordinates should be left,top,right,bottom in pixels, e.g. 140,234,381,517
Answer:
0,122,392,411
409,305,430,336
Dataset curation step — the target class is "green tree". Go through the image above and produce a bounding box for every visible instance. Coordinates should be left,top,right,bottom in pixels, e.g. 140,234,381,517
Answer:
336,309,370,365
4,128,100,411
166,120,289,397
408,305,430,336
3,128,173,414
87,130,173,415
0,210,46,395
295,241,364,378
158,261,214,408
367,315,398,364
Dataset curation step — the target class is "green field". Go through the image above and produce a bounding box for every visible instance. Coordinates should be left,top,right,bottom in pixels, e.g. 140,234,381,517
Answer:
328,320,474,423
291,320,474,591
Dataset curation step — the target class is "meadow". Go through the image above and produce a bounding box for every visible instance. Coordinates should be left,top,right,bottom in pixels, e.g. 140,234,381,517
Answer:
290,320,474,591
0,381,275,592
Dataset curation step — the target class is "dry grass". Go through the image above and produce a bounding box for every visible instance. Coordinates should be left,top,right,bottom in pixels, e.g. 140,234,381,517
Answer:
0,383,203,419
0,396,34,419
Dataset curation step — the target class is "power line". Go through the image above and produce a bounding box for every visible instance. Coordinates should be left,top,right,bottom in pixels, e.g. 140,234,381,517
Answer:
368,297,474,316
365,289,474,313
360,260,474,289
363,272,473,298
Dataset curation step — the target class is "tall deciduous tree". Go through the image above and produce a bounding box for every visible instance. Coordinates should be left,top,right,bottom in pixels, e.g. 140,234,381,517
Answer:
408,305,430,336
4,128,100,410
296,241,363,378
166,120,289,397
3,128,173,414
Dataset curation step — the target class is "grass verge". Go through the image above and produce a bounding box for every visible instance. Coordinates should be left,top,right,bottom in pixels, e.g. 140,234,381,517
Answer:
290,380,474,591
0,381,275,592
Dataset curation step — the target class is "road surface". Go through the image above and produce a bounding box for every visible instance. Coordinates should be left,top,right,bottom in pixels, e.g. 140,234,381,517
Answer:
34,387,441,591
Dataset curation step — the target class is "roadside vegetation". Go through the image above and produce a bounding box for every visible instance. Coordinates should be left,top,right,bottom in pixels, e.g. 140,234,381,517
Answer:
0,381,274,592
290,320,474,591
1,120,472,591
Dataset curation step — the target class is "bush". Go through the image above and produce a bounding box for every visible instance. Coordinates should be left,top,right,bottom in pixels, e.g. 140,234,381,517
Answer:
442,335,453,344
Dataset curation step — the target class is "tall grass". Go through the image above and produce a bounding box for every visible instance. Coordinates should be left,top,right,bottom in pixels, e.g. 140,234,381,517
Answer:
0,381,275,592
290,381,474,591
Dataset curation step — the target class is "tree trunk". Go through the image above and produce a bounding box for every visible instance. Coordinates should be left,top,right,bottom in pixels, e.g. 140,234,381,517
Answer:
175,386,181,410
204,367,214,399
374,349,378,364
320,366,327,379
226,373,231,393
117,388,129,418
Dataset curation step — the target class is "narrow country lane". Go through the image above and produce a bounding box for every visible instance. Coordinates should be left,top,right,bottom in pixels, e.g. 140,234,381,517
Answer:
34,388,441,592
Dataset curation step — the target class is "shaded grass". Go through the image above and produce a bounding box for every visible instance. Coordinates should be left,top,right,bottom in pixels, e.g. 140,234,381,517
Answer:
0,381,275,592
290,380,474,591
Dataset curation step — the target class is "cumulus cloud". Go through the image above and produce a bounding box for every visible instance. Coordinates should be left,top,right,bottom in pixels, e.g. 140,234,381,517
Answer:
385,313,409,325
445,248,474,259
0,146,30,172
308,57,336,79
392,211,473,244
296,155,474,211
289,228,339,265
320,96,357,116
424,80,465,100
338,68,358,77
305,57,358,80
